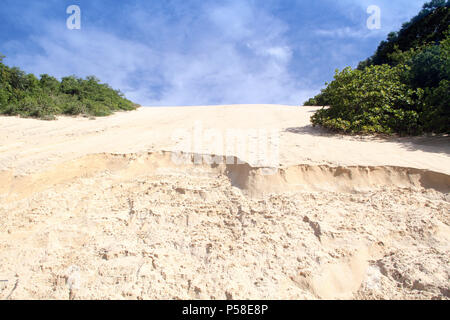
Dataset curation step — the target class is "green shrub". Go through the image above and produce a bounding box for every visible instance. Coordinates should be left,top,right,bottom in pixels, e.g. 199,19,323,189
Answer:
306,3,449,135
420,80,450,133
310,65,422,135
408,45,445,88
15,91,60,118
39,74,60,93
303,98,318,106
0,56,139,119
303,91,331,106
0,86,10,110
60,76,81,96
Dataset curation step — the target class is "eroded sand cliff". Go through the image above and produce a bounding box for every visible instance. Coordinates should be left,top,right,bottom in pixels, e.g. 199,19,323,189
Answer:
0,105,449,299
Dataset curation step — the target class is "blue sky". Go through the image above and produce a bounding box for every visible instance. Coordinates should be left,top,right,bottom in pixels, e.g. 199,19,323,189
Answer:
0,0,426,106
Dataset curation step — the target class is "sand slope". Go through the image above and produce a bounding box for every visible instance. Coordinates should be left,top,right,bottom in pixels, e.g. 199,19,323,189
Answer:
0,105,449,174
0,105,449,300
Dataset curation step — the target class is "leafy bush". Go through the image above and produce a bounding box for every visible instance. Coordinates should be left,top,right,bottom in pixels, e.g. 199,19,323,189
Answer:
420,80,450,133
0,55,139,119
408,45,445,88
303,91,331,106
16,91,59,118
0,87,10,109
310,65,422,135
303,98,318,106
39,74,60,93
306,2,449,135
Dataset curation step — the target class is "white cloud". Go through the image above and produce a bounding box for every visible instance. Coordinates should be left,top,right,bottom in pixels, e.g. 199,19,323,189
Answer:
5,0,308,106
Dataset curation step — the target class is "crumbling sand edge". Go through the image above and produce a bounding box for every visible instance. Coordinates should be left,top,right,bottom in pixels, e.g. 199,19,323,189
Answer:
1,151,449,201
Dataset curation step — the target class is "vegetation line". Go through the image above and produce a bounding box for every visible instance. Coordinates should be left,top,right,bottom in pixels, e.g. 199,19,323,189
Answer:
305,0,449,135
0,56,139,120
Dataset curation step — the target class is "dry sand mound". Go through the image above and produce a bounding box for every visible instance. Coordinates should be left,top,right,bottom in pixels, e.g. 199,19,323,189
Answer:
0,105,449,300
0,151,449,300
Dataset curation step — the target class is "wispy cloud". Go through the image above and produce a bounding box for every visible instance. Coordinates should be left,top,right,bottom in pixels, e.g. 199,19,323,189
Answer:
4,0,312,105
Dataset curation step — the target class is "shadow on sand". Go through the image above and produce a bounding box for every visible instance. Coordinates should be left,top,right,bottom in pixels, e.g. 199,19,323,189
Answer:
284,126,450,156
284,125,335,137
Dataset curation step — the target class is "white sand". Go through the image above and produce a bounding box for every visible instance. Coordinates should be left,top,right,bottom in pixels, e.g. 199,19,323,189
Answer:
0,105,449,300
0,105,449,174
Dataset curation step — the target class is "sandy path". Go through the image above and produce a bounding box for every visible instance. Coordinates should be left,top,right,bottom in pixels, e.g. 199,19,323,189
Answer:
0,105,449,175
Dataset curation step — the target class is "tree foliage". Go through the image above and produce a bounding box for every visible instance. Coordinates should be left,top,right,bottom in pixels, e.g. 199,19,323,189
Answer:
0,56,139,119
358,0,450,69
306,1,450,135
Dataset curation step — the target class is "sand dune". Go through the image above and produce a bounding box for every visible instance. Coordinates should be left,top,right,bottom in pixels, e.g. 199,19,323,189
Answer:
0,105,449,300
